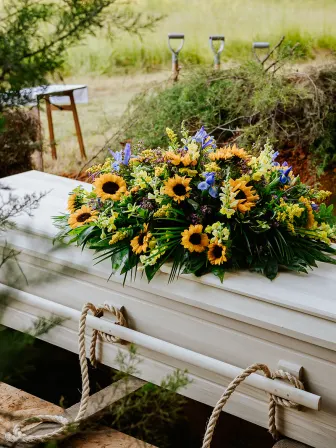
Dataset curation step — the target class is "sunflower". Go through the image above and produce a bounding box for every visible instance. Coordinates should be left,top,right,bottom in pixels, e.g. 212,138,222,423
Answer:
209,147,232,161
130,224,152,255
229,178,259,213
68,205,98,229
165,151,196,167
181,224,209,253
164,175,191,203
209,145,250,162
94,173,127,201
208,240,227,265
229,144,250,160
67,193,82,213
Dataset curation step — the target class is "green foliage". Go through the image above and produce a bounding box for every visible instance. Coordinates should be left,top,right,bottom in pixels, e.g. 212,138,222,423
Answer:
0,0,161,105
120,63,336,172
107,346,190,448
0,108,40,178
0,317,63,382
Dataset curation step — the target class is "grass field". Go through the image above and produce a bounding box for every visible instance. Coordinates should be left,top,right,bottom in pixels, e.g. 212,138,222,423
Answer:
40,0,336,177
64,0,336,76
41,72,168,175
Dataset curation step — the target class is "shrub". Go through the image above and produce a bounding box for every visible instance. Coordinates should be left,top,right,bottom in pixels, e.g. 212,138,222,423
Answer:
0,109,41,178
120,62,336,173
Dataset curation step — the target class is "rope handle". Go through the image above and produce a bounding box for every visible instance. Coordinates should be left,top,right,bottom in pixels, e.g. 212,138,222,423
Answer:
5,302,127,445
201,363,305,448
5,303,305,446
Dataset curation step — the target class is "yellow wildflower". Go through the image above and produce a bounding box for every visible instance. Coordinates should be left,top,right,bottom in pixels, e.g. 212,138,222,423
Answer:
204,162,221,172
155,166,165,177
299,196,315,229
109,230,128,245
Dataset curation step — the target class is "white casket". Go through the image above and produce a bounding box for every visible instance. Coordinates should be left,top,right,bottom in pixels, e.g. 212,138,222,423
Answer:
1,171,336,448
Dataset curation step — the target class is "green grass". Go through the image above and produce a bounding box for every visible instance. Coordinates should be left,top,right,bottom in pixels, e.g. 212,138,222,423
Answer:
63,0,336,76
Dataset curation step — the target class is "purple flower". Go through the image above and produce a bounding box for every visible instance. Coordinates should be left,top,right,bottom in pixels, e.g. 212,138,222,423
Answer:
272,151,279,161
112,161,120,171
123,143,131,165
311,202,319,211
197,172,219,197
193,126,216,149
109,143,132,170
193,126,208,143
198,181,209,191
205,172,215,185
209,186,219,198
279,166,292,185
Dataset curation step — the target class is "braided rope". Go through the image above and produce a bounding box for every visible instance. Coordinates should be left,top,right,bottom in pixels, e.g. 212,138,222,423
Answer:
201,363,305,448
4,302,127,445
4,303,305,447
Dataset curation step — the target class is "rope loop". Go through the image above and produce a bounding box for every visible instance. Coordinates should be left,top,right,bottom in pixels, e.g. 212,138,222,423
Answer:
201,363,305,448
89,302,128,368
4,302,128,446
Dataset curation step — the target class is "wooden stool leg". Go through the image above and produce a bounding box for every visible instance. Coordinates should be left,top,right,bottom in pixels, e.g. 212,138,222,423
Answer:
45,97,57,160
36,104,44,171
69,92,86,160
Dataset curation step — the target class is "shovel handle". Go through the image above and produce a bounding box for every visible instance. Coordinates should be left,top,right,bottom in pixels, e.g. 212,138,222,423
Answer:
209,35,225,67
252,42,270,49
168,33,185,55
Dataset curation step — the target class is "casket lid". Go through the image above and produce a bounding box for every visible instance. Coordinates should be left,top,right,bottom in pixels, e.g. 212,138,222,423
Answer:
2,171,336,333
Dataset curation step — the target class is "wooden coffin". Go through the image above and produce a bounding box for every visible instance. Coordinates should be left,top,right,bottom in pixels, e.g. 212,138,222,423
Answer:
0,171,336,447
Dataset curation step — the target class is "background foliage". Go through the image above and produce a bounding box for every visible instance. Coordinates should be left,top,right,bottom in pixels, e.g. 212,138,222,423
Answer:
121,62,336,173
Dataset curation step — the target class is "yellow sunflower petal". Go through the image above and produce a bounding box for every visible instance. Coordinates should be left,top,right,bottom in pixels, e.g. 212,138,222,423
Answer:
94,173,127,201
68,205,97,229
181,224,209,253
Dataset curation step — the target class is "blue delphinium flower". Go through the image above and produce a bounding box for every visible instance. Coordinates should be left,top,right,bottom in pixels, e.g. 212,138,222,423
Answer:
123,143,131,165
279,166,292,185
109,143,132,171
193,126,216,149
271,151,280,166
198,172,219,198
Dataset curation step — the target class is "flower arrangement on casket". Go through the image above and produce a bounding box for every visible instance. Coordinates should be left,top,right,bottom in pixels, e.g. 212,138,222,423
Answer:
53,125,336,282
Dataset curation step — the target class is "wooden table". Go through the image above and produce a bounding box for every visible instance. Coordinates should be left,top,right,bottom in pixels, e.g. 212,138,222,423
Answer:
22,85,88,164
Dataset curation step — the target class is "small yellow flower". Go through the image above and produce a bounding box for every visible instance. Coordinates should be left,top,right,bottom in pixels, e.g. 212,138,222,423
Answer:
207,240,227,265
204,162,221,172
155,166,165,177
179,168,198,177
181,225,209,253
94,173,127,201
109,230,128,245
164,175,191,203
166,127,177,142
299,196,315,229
130,224,152,255
68,205,98,229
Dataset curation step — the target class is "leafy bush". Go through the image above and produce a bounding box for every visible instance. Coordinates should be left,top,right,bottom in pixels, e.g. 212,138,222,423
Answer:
0,109,40,178
121,62,336,172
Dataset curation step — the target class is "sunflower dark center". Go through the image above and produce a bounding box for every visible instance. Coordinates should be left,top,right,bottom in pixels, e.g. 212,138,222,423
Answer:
235,189,246,200
77,213,91,222
172,184,187,196
189,233,201,245
138,232,146,245
212,245,223,258
103,181,119,194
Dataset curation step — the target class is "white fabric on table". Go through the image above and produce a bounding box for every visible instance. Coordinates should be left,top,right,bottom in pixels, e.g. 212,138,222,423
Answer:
19,84,88,106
